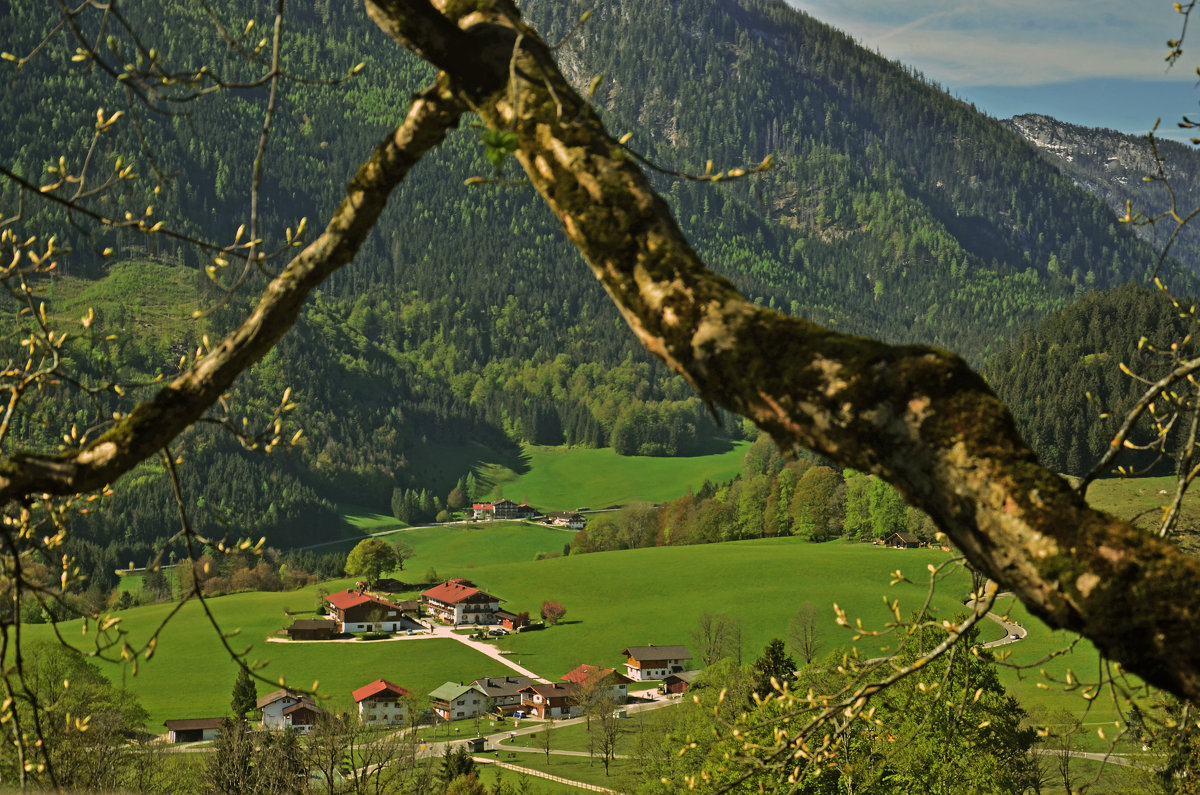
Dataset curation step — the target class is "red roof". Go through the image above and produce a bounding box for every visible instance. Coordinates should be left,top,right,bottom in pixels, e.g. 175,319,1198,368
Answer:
561,664,632,687
326,589,391,610
472,503,494,510
352,679,411,703
422,579,497,605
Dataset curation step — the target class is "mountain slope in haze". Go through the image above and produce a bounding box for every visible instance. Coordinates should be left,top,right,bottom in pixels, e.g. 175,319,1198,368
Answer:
0,0,1178,560
1007,113,1200,270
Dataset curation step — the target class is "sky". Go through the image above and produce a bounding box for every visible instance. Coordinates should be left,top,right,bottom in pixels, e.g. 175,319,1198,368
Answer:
786,0,1200,141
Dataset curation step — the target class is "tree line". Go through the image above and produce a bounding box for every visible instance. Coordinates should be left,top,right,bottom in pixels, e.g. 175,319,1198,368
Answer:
570,434,936,554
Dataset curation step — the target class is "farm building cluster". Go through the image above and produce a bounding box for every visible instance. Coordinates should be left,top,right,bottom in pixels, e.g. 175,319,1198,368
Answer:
469,498,587,529
163,570,699,740
165,651,694,739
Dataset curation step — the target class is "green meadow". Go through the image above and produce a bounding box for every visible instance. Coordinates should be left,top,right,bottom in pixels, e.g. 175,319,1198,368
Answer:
475,442,749,509
28,535,992,732
309,521,574,564
429,540,990,679
40,472,1178,750
1085,474,1200,552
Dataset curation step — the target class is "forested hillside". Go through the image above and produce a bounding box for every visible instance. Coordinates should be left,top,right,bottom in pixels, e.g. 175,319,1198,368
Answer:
984,283,1197,476
0,0,1176,560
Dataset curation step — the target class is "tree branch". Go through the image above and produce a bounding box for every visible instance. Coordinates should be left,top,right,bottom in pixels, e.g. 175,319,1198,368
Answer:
366,0,1200,703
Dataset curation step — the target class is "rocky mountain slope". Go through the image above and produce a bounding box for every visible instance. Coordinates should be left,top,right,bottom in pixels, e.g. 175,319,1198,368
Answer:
1007,113,1200,269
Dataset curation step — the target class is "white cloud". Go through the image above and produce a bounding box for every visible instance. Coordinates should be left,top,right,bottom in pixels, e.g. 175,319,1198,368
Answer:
786,0,1192,87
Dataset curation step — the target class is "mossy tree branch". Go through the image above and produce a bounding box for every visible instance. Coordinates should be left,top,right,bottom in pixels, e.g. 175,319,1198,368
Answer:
364,0,1200,703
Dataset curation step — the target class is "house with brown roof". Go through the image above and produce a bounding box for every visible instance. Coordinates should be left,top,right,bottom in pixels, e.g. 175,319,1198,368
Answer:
560,664,632,703
662,670,702,695
421,578,502,625
324,589,422,633
284,618,338,640
164,717,224,743
352,679,411,726
620,644,692,681
495,610,530,631
518,683,581,719
257,689,324,733
886,532,921,549
471,675,537,714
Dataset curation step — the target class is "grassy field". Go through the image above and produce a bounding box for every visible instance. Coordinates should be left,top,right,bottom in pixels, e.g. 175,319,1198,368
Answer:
424,540,988,680
25,510,1162,766
44,260,203,345
338,505,407,534
475,442,749,509
21,537,985,734
309,521,575,565
1085,474,1200,552
984,594,1153,753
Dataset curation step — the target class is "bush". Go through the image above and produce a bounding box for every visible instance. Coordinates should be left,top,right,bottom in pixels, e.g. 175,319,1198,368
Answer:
360,632,391,640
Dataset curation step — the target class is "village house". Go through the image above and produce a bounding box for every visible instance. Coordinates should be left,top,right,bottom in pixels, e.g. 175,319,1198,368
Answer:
885,532,921,549
471,675,537,715
494,609,530,631
560,664,632,703
283,618,338,640
620,644,693,681
518,683,581,719
662,670,701,695
257,689,324,733
547,511,586,529
471,499,538,520
421,578,502,625
429,682,488,721
353,679,411,726
163,717,223,743
324,589,421,633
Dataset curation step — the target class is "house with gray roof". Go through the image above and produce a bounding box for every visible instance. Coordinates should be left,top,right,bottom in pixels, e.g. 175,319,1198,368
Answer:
471,675,537,714
620,644,692,681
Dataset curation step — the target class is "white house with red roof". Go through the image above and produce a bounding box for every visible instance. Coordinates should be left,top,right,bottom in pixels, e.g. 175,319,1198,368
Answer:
325,589,419,633
421,578,502,625
352,679,411,726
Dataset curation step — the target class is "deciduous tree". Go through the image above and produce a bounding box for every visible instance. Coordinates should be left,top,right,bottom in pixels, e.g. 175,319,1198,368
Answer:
692,610,744,666
540,599,566,625
344,538,399,586
786,602,823,666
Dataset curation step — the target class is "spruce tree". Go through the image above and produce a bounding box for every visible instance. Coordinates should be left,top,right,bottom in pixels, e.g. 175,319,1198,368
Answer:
231,666,258,719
